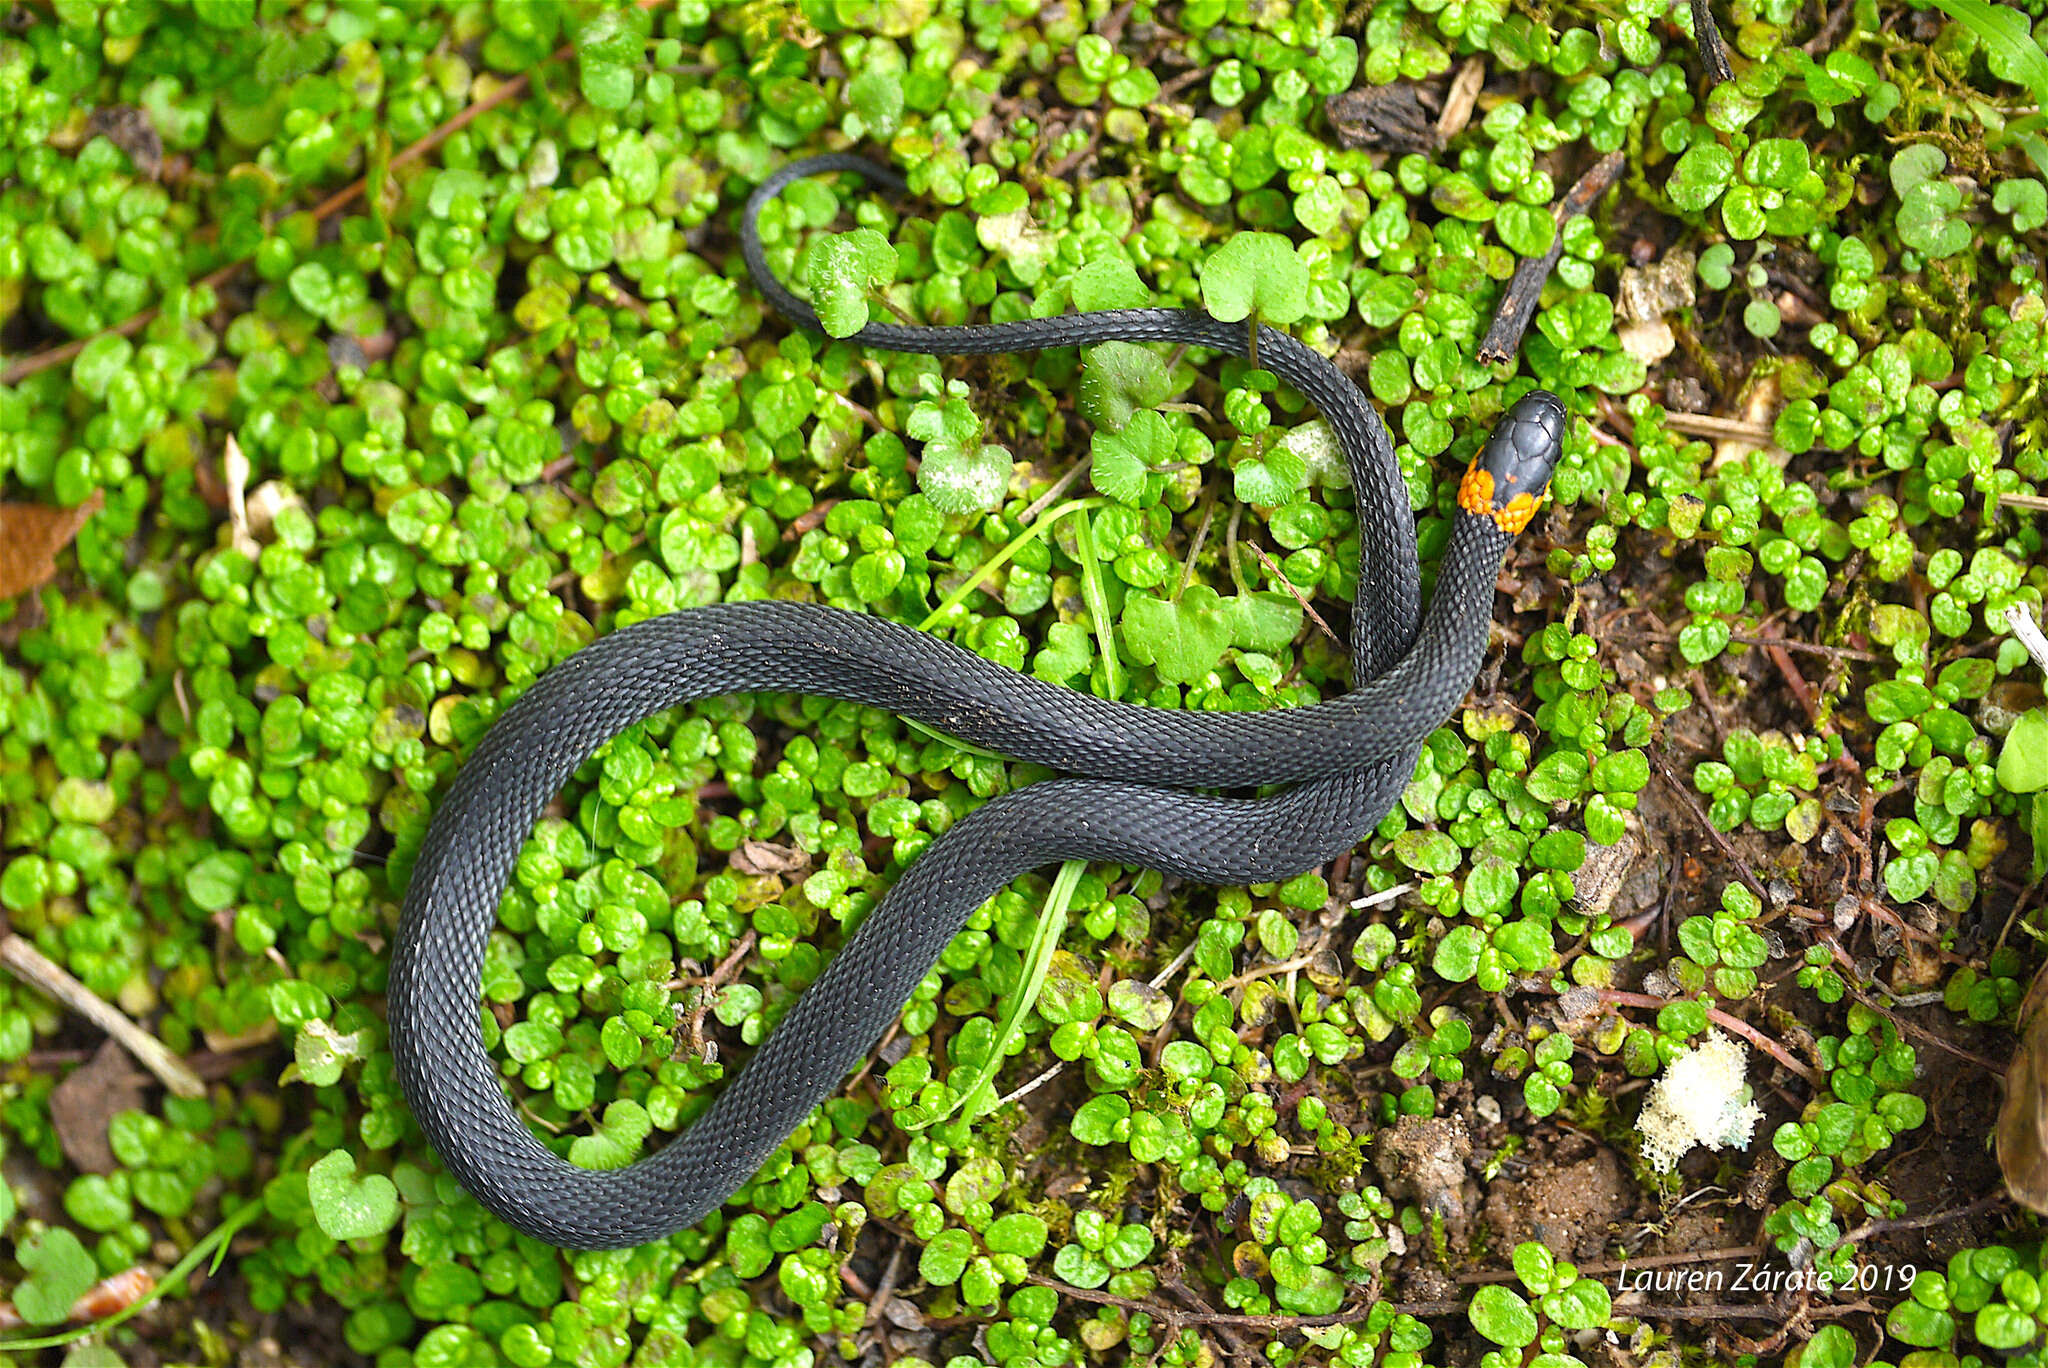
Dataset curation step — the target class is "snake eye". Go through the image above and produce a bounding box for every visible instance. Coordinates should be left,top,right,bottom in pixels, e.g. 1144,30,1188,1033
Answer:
1457,391,1567,534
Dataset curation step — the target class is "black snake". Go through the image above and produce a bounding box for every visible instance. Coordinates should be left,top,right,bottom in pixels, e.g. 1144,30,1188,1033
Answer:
387,154,1567,1248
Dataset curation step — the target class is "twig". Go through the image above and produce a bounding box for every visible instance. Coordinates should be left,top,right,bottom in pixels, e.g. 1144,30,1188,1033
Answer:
1223,504,1248,597
1760,638,1863,777
1019,456,1094,526
1155,65,1214,101
1592,987,1820,1087
844,1020,900,1096
0,935,204,1098
1619,1301,1873,1322
1147,937,1200,990
1175,489,1218,602
1436,57,1486,142
1477,151,1626,363
2006,602,2048,679
1828,1192,2007,1254
1690,0,1735,83
1220,952,1320,990
1652,754,1772,906
781,497,843,543
1457,1245,1765,1283
1606,627,1879,663
865,1242,907,1327
1837,976,2006,1075
1803,0,1856,53
1022,1274,1465,1327
1660,411,1778,444
994,1063,1065,1109
1046,113,1104,181
1242,541,1342,648
1350,882,1415,910
683,931,758,1055
835,393,887,435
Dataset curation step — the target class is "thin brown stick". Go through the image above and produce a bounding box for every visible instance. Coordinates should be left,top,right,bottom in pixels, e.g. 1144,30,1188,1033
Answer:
864,1242,907,1326
1477,151,1626,363
1652,753,1772,905
1690,0,1735,83
1457,1245,1765,1283
1436,57,1486,142
1660,411,1777,444
1828,1191,2007,1254
1174,489,1218,602
1018,456,1094,525
1804,0,1856,52
1837,977,2007,1075
682,930,758,1056
1606,627,1880,664
1621,1301,1874,1322
0,935,204,1098
1022,1274,1465,1327
1590,987,1821,1087
1242,541,1342,648
1762,638,1864,776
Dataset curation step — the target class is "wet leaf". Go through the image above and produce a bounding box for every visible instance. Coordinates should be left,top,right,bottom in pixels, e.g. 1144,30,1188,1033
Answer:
0,491,103,599
1998,960,2048,1213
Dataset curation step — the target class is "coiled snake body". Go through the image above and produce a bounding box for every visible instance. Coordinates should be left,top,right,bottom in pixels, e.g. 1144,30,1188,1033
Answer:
388,155,1567,1249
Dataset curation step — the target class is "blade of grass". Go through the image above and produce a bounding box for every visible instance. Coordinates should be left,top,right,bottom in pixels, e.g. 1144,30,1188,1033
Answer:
918,860,1082,1128
1930,0,2048,108
911,502,1120,1130
1067,505,1123,701
909,495,1110,756
917,497,1106,632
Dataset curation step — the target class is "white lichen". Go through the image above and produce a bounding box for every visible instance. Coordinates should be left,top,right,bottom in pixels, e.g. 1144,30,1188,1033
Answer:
1637,1030,1764,1173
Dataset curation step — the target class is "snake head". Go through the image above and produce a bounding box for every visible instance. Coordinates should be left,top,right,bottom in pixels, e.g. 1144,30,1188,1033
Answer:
1457,390,1567,535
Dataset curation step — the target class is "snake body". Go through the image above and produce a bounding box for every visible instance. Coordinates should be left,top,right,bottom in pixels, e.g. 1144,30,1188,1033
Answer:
388,155,1566,1249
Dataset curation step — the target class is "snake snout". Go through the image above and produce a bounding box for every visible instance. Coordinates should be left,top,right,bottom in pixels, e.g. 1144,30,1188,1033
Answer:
1456,391,1567,534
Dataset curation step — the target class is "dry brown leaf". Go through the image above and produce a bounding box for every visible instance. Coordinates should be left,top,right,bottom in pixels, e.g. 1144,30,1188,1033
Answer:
730,840,810,877
49,1039,150,1175
1998,959,2048,1212
0,489,103,599
85,105,164,179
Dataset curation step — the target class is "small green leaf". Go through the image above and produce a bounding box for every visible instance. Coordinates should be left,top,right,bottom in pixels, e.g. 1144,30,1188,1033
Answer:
1199,233,1310,324
1077,341,1171,432
1890,143,1948,197
1070,256,1152,311
847,68,904,138
306,1150,400,1241
802,228,896,338
1123,585,1234,684
1091,409,1173,504
581,62,633,111
1995,178,2048,233
14,1227,97,1325
1667,142,1734,211
1070,1093,1130,1144
185,851,250,912
568,1100,652,1170
1469,1284,1539,1347
1433,924,1485,982
1229,591,1303,653
1998,708,2048,793
919,442,1012,515
986,1212,1049,1257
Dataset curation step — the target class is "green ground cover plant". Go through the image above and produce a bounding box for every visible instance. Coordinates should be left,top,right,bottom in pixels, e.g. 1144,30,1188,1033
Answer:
1,0,2047,1364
